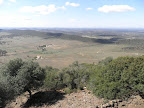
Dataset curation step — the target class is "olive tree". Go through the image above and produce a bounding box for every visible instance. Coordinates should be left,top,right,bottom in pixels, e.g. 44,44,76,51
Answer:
0,58,45,99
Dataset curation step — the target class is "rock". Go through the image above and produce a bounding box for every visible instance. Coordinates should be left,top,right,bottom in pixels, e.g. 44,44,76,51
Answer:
96,105,99,108
121,104,126,107
114,102,118,107
117,99,122,102
109,101,114,107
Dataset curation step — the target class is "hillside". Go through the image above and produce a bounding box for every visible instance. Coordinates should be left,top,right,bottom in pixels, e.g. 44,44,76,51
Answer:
6,89,144,108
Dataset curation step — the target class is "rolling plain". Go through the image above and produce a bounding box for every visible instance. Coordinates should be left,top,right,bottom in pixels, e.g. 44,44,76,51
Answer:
0,29,144,68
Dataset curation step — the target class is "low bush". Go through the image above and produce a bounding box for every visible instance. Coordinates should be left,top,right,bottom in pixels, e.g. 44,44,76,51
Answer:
44,61,92,92
89,56,144,100
1,55,144,106
44,66,60,90
59,61,91,90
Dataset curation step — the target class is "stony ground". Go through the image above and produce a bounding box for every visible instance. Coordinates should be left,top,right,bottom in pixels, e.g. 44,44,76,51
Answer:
48,90,104,108
6,89,144,108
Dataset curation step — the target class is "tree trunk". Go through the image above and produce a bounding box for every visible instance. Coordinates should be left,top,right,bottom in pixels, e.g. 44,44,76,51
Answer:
27,89,32,98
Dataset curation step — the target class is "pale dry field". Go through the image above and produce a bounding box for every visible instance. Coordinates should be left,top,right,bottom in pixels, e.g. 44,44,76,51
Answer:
0,35,144,68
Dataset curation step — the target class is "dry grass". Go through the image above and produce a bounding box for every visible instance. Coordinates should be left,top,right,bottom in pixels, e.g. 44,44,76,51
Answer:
0,36,144,68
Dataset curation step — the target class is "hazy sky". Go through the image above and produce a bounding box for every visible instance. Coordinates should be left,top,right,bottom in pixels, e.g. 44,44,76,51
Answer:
0,0,143,28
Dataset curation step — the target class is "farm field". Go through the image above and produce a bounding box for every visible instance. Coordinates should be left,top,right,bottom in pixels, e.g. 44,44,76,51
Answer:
0,29,144,68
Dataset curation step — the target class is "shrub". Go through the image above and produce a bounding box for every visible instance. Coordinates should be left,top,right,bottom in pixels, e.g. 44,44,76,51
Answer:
89,56,144,100
44,66,60,90
59,61,91,90
98,57,113,65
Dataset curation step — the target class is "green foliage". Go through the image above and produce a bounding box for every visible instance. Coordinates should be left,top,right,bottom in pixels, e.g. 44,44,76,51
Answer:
59,61,91,90
0,58,45,106
44,61,91,92
43,61,92,93
1,55,144,106
0,85,7,107
44,66,60,90
98,57,113,65
63,88,73,94
18,60,46,91
2,58,24,76
90,56,144,100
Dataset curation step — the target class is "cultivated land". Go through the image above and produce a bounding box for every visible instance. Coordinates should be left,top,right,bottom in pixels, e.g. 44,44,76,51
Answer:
0,29,144,68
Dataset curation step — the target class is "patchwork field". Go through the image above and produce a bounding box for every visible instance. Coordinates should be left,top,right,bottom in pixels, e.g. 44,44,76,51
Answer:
0,29,144,68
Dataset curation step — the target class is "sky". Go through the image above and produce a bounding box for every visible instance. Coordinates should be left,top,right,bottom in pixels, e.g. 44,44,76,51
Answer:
0,0,144,28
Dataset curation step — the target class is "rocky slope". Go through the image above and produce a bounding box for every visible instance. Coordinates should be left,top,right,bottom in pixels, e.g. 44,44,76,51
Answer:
6,89,144,108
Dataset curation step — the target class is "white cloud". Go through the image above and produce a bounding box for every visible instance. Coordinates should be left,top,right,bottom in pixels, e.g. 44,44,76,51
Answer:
0,15,33,27
19,5,66,15
9,0,16,2
60,6,66,10
98,5,135,13
69,18,77,23
0,0,3,5
86,8,93,10
65,2,80,7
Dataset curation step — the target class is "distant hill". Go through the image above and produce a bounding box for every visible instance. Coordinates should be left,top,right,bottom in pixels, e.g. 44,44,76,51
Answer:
0,29,3,32
1,30,120,44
